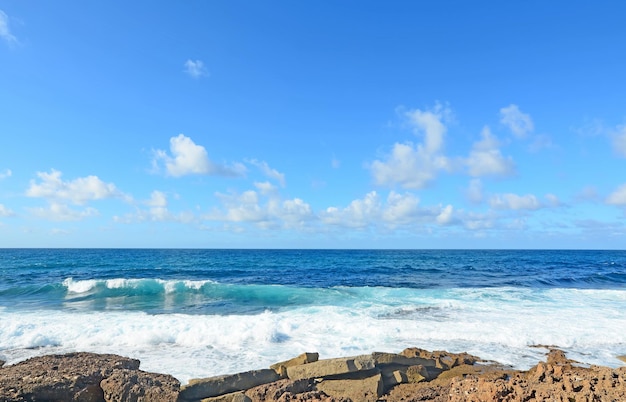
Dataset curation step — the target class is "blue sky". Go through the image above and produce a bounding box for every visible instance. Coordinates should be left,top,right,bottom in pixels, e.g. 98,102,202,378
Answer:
1,1,626,248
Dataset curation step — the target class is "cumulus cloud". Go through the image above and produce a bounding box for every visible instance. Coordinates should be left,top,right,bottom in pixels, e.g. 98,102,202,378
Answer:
370,104,451,189
612,125,626,157
114,191,194,224
209,188,313,230
0,204,15,217
153,134,246,177
321,191,453,229
28,202,99,222
500,104,534,138
0,168,11,180
26,169,124,205
247,159,286,187
489,193,541,210
184,59,209,78
322,191,382,228
254,181,277,196
405,103,451,152
606,184,626,205
0,10,17,45
466,127,515,177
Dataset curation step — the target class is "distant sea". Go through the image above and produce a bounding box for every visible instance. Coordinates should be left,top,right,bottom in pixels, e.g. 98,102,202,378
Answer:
1,249,625,383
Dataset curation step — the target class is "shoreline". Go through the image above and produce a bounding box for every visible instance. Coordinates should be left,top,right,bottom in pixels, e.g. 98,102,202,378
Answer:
1,347,625,401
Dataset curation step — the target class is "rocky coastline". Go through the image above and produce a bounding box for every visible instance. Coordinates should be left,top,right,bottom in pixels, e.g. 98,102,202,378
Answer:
1,348,625,401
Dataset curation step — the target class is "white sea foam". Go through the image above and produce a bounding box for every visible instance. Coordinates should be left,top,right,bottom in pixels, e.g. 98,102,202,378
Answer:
1,287,625,384
62,278,98,293
61,277,217,295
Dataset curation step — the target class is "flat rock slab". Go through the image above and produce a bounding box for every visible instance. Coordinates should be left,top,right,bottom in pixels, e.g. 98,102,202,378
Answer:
270,352,319,377
371,352,436,367
316,372,383,402
179,369,280,401
286,355,376,381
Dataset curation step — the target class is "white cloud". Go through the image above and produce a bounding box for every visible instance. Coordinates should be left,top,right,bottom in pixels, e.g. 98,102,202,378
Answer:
26,169,123,205
370,104,451,189
405,103,450,152
322,191,452,229
146,190,169,221
612,125,626,157
321,191,382,228
500,104,534,138
489,193,541,210
254,181,277,196
382,191,421,225
466,127,515,177
0,204,15,217
606,184,626,205
0,168,11,180
370,143,450,189
153,134,246,177
436,204,454,225
247,159,286,187
114,191,194,223
210,189,313,229
184,59,209,78
0,10,17,45
28,202,99,222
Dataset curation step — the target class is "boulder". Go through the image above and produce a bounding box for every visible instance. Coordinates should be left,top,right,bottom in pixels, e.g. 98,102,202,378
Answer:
270,353,319,378
315,372,383,402
100,369,180,402
179,369,280,401
286,355,375,381
0,352,140,402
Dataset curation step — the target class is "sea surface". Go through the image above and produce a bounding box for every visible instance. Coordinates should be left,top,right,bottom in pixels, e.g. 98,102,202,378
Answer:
1,249,625,383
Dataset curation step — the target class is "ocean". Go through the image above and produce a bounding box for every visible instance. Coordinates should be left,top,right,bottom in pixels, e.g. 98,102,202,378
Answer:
1,248,625,384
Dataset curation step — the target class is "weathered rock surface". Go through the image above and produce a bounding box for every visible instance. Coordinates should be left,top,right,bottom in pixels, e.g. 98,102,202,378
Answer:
1,348,624,402
286,355,376,381
179,369,281,401
316,371,383,402
269,353,319,378
0,352,179,402
100,369,180,402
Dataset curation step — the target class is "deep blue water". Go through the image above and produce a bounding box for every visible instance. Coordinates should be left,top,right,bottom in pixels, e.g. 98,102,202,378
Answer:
1,249,625,381
1,249,625,314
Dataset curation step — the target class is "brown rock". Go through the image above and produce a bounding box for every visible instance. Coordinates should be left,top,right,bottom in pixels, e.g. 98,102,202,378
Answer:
270,353,319,378
244,378,314,401
315,372,383,402
179,369,281,400
286,355,375,381
100,369,180,402
0,352,140,402
201,390,251,402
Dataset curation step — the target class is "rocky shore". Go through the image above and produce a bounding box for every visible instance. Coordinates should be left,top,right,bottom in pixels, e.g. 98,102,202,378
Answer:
1,348,624,401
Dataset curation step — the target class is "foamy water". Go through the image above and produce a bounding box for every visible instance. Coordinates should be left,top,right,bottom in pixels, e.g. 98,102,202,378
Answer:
2,285,625,384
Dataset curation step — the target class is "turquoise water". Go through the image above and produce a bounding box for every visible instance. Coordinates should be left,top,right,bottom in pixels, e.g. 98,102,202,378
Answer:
1,249,625,383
